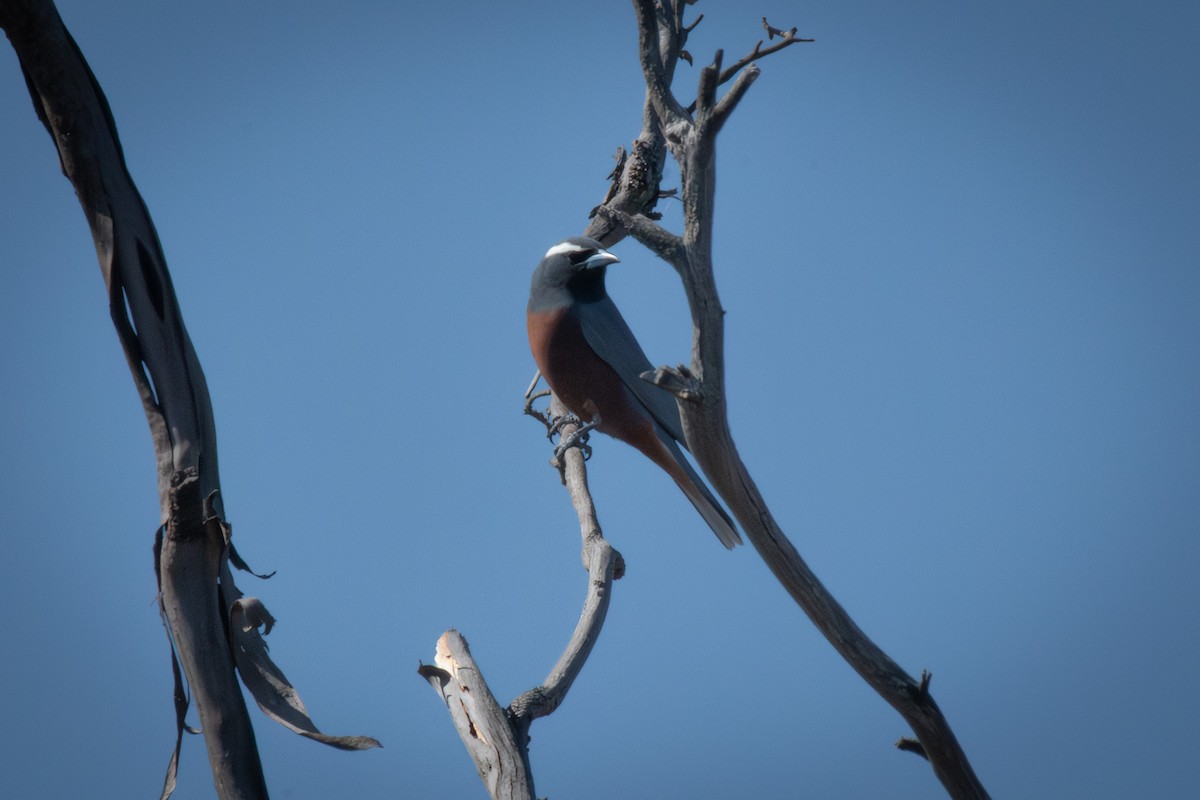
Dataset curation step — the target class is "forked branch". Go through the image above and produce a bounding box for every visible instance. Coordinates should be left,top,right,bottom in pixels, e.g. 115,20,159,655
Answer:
421,394,623,800
593,2,991,798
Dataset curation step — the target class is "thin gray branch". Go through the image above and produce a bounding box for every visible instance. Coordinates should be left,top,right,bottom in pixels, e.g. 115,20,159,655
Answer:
685,17,814,115
725,17,813,84
631,0,690,136
580,1,699,247
582,0,692,248
709,63,760,133
695,48,722,116
510,397,623,723
423,395,624,799
592,205,686,272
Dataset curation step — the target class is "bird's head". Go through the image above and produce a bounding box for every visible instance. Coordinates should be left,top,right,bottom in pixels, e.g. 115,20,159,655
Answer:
529,237,620,307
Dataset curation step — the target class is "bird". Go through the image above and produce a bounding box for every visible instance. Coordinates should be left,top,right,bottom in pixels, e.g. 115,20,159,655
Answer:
526,236,742,549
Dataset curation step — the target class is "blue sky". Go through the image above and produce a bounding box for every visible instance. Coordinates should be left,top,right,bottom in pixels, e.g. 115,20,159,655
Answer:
1,1,1197,798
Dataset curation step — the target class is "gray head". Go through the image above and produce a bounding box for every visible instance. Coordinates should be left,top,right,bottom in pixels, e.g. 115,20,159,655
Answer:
528,237,620,311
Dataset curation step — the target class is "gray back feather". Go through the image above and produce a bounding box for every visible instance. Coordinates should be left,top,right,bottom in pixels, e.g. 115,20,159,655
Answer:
578,296,688,447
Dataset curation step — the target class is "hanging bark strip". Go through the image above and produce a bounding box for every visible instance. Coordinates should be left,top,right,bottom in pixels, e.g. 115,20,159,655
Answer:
0,2,378,798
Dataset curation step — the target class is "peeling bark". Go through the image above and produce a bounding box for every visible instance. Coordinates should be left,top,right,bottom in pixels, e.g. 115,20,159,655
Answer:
0,2,377,797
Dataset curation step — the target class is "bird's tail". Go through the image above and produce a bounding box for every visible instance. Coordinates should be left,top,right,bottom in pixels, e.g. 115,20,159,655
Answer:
656,433,743,549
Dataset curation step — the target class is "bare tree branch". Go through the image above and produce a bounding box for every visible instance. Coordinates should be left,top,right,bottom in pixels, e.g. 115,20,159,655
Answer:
632,0,690,139
0,2,377,796
420,631,535,800
607,2,992,798
0,4,266,795
685,16,813,115
592,205,685,271
510,400,624,722
710,62,760,133
422,395,624,799
582,0,693,247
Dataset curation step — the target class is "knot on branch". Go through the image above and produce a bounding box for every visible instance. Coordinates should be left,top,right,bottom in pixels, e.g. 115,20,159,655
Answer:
169,466,200,493
610,549,627,581
626,135,659,202
664,118,691,147
582,532,625,581
640,364,701,402
587,136,667,243
508,685,553,722
165,467,205,540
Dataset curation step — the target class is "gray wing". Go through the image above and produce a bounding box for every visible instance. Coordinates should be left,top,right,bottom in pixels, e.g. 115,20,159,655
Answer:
578,295,688,447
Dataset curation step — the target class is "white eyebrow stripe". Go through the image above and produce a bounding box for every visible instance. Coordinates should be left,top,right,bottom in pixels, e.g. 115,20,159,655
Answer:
544,241,587,258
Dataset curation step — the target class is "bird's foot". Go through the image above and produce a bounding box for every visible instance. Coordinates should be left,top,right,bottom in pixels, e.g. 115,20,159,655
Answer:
548,412,582,439
552,418,595,463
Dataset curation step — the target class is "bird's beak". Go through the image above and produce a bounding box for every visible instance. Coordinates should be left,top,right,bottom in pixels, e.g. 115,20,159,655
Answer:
583,250,620,269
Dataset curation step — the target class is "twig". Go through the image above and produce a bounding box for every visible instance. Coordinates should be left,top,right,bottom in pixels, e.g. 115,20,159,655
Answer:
685,15,813,114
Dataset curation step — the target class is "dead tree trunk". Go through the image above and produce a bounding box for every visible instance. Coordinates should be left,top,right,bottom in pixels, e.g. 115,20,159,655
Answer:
0,2,378,797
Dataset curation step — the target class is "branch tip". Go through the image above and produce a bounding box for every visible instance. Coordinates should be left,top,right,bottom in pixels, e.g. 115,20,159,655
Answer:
896,737,930,760
919,669,933,698
639,365,701,401
762,17,811,44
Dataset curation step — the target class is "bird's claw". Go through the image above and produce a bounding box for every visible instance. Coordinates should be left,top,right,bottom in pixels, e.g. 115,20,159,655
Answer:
553,421,595,463
549,424,592,462
548,412,582,440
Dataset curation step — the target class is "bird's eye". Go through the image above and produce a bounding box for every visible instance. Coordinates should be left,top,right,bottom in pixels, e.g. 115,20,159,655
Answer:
568,249,597,266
